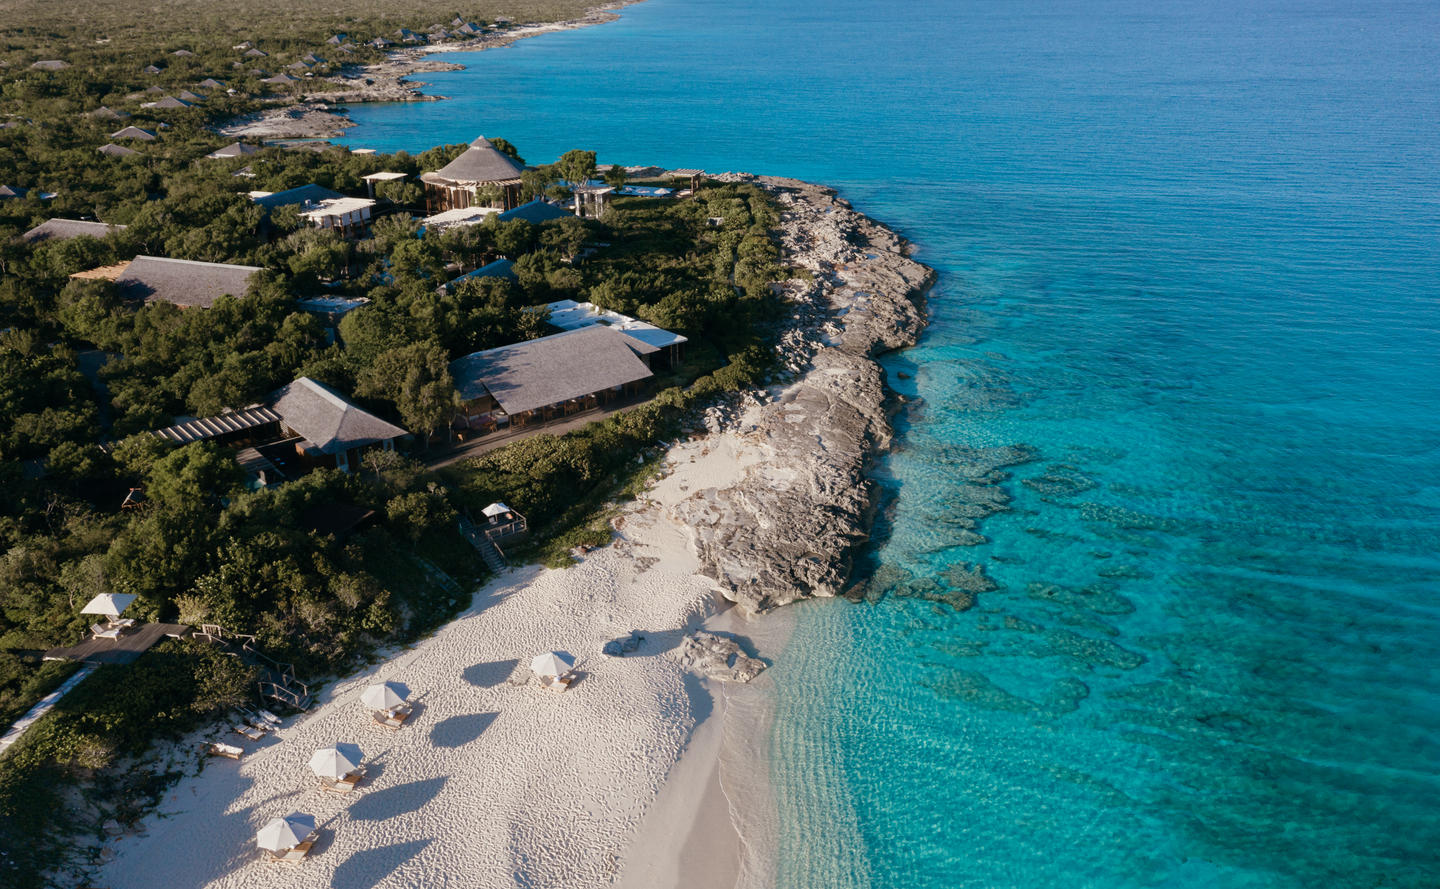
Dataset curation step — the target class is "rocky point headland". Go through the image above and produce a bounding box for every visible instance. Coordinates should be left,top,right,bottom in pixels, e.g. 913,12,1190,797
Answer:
670,176,936,614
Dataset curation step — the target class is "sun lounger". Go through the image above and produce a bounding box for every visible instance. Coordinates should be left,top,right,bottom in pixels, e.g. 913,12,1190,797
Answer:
257,709,283,726
234,724,265,741
91,623,122,641
205,742,244,760
541,673,575,693
371,709,409,730
318,770,365,794
264,835,317,864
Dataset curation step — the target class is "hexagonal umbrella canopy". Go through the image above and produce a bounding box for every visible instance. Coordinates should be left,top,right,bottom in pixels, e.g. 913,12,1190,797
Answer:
308,743,363,780
255,812,315,852
530,651,575,681
359,682,408,712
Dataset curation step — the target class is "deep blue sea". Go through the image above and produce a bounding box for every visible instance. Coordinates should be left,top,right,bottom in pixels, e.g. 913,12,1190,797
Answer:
340,1,1440,885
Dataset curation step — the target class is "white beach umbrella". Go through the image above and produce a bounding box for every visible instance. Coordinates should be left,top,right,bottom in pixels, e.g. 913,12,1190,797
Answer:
80,593,136,618
308,743,363,780
359,682,408,711
255,812,315,852
531,651,575,680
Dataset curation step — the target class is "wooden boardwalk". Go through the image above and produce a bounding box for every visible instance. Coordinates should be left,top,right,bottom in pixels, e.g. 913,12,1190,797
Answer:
43,623,191,666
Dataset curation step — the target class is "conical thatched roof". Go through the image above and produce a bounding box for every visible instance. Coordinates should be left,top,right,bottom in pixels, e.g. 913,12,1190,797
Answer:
422,136,524,186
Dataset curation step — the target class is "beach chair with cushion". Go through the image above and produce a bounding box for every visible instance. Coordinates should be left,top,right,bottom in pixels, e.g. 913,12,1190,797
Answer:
205,741,245,760
257,709,284,727
234,723,266,741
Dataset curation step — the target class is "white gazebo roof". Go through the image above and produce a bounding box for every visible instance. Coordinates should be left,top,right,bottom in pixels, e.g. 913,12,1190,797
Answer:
362,171,408,181
481,502,512,518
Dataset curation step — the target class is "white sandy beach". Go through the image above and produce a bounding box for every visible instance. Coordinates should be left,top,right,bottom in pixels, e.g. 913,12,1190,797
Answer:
95,429,785,889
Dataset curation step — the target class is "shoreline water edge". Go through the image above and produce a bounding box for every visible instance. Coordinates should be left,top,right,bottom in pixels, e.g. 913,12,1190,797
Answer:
221,1,648,140
87,176,935,887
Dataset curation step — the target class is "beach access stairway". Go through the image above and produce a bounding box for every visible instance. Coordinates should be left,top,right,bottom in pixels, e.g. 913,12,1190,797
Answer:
193,624,312,711
458,515,508,573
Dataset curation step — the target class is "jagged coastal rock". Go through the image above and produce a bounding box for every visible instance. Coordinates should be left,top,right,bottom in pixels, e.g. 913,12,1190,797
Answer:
672,177,936,613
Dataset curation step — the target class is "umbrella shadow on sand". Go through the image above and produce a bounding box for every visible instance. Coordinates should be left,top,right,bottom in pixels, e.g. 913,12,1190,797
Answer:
462,658,519,688
429,712,498,749
346,776,447,823
327,838,431,889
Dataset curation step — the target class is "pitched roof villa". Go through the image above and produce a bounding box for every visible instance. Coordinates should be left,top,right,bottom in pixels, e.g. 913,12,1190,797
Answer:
150,377,406,477
421,136,525,212
449,326,654,421
271,377,407,457
114,256,262,308
21,219,126,244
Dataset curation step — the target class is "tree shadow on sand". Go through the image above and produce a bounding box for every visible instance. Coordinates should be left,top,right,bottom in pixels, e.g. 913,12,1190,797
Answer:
328,838,430,889
429,712,498,749
346,776,447,823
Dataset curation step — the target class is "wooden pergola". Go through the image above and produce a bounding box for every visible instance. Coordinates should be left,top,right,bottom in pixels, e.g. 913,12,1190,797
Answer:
670,168,705,195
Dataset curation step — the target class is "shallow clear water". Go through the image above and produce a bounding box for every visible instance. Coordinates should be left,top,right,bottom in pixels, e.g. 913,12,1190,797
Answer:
342,1,1440,885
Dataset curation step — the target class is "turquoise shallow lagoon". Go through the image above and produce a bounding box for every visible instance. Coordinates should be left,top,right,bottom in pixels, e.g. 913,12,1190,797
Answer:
340,0,1440,885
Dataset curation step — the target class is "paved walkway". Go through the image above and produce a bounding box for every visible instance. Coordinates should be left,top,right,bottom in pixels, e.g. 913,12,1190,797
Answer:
0,664,97,756
424,398,647,469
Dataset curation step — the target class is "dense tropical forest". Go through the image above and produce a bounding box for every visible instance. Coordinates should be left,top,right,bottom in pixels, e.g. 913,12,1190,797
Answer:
0,3,792,885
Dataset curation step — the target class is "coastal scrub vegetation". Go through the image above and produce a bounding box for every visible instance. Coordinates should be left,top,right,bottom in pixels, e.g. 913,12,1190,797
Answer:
0,5,795,885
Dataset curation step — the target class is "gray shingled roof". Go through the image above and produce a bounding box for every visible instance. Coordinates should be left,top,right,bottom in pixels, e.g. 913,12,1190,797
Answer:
151,96,194,109
30,60,69,71
207,142,259,159
198,78,226,88
88,106,130,120
115,255,263,308
271,377,408,454
498,199,571,224
251,183,343,210
0,185,29,199
22,219,126,243
111,126,157,141
97,143,139,157
423,136,524,185
448,326,654,415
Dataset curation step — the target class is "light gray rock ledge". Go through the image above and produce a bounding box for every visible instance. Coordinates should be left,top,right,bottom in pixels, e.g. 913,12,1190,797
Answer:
672,176,936,614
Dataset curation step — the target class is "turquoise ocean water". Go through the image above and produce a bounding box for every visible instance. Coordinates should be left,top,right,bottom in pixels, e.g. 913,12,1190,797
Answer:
339,1,1440,885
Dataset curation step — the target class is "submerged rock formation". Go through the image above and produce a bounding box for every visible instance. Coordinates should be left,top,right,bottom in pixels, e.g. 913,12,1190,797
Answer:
673,177,936,613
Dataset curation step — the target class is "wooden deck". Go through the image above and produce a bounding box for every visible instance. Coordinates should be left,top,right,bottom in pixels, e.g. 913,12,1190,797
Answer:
43,623,192,665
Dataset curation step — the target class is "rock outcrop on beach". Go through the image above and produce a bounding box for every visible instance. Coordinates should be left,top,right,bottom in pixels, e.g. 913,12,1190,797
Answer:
672,632,766,682
672,178,936,613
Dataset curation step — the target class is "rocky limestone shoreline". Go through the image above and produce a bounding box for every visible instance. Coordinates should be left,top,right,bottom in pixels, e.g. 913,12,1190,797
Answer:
670,176,936,614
